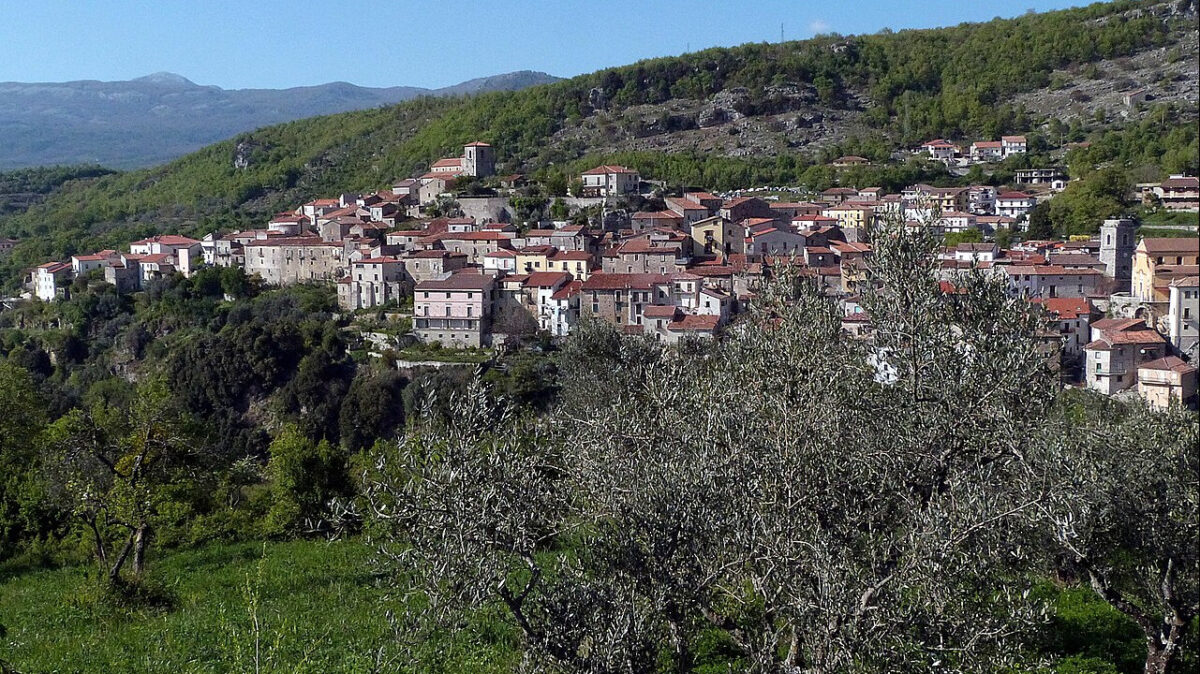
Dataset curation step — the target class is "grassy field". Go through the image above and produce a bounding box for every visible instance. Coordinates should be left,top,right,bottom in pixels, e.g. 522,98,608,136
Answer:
0,537,1158,673
0,540,518,674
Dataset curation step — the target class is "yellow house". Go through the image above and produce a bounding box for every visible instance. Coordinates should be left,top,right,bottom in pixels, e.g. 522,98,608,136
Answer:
1132,237,1200,303
515,245,556,274
689,215,743,259
821,203,873,231
547,251,595,280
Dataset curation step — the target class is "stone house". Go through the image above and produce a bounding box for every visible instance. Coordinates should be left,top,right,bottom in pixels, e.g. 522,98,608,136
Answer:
244,237,348,285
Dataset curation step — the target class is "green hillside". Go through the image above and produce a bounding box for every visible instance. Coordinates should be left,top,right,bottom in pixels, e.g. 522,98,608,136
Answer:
0,0,1194,287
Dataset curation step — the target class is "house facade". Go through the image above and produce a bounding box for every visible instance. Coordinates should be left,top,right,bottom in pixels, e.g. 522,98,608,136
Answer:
413,271,497,348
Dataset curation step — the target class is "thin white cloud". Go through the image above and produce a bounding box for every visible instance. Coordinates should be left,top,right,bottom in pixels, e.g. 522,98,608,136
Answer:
809,19,831,35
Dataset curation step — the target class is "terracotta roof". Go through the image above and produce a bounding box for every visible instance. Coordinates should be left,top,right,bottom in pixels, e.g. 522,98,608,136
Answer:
580,273,670,290
582,164,637,175
405,250,467,259
633,210,683,221
431,158,463,168
667,314,720,332
355,257,403,265
131,234,200,246
1161,176,1199,189
1001,135,1027,142
972,141,1003,149
416,271,495,291
244,237,340,248
1003,265,1101,276
1140,238,1199,255
1085,330,1165,349
484,249,517,258
550,280,583,300
997,191,1035,200
463,141,492,147
1139,356,1198,373
1091,317,1144,332
438,231,514,241
1030,297,1093,320
550,251,593,261
523,271,571,288
643,305,680,318
665,197,707,211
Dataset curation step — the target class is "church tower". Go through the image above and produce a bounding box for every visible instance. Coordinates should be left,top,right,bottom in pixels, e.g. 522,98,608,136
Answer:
462,141,495,178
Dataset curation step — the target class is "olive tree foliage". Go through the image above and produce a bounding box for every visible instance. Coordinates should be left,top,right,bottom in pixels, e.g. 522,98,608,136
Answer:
42,377,202,586
1041,399,1198,674
360,223,1080,672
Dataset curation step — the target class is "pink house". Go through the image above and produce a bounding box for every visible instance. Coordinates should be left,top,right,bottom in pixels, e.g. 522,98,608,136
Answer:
414,271,497,347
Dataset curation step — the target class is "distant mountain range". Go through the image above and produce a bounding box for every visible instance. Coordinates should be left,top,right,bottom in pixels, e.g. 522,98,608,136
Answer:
0,70,560,169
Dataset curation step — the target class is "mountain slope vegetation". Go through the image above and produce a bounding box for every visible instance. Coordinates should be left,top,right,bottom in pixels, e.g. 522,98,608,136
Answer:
0,70,560,170
0,0,1195,288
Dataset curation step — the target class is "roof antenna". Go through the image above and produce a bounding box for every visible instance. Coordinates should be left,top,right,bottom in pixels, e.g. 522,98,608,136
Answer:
781,22,785,43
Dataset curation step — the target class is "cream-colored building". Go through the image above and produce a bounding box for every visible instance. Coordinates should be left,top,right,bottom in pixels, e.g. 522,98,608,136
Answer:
1137,356,1197,410
1131,237,1200,304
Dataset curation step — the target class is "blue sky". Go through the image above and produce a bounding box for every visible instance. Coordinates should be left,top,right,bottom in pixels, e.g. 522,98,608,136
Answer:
2,1,1091,89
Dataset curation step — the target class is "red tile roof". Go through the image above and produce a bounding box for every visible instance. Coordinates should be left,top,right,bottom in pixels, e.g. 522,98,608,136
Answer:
667,314,720,332
643,305,680,318
580,273,670,290
1139,356,1198,373
523,271,571,288
550,280,583,301
582,164,637,175
131,234,200,246
1030,297,1093,320
416,271,495,291
1140,238,1199,255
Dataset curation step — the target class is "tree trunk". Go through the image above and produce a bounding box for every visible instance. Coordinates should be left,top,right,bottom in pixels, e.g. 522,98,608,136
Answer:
108,530,136,586
132,525,147,575
1145,641,1170,674
1142,616,1187,674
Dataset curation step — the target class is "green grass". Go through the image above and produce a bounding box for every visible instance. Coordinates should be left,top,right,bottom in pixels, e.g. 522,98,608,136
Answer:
0,540,519,673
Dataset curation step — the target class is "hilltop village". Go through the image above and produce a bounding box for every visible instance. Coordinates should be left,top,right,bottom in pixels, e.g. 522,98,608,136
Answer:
21,139,1200,409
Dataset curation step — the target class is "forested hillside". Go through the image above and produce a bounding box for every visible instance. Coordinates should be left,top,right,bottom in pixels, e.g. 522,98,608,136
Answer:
0,0,1195,289
0,70,561,169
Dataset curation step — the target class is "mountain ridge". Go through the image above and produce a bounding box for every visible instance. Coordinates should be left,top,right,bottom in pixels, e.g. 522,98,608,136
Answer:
0,70,561,169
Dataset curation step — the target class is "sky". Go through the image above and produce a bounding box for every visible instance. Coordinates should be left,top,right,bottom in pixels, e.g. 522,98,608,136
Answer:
2,1,1092,89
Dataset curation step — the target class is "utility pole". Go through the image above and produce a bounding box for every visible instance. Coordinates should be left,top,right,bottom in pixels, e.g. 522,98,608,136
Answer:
781,22,785,43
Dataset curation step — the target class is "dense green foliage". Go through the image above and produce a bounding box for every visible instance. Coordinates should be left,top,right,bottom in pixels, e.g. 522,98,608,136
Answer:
0,165,117,217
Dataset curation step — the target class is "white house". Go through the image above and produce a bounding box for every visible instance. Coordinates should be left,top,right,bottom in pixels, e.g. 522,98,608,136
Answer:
1001,135,1027,157
1165,275,1199,358
995,191,1037,220
580,165,640,197
34,261,72,301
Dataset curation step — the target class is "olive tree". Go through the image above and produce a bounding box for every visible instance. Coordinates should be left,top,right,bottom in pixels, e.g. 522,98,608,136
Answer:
1042,397,1198,674
42,377,201,587
361,222,1193,671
